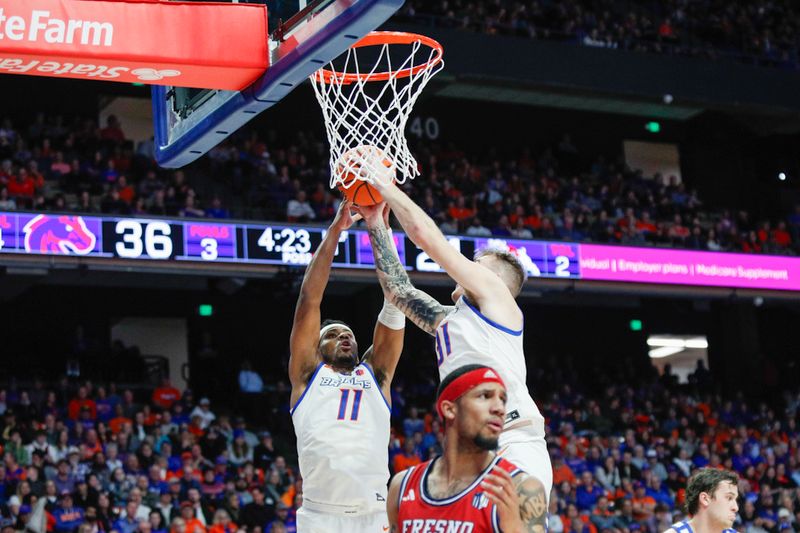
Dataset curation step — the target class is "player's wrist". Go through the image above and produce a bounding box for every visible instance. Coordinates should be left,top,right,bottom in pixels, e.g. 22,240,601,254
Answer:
364,214,384,228
328,220,346,234
378,298,405,330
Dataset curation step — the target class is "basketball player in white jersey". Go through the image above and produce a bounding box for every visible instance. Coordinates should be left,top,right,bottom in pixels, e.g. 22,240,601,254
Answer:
356,187,552,500
664,468,739,533
289,200,406,532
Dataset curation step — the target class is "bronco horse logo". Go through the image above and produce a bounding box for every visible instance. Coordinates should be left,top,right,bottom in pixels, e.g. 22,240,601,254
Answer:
23,215,97,255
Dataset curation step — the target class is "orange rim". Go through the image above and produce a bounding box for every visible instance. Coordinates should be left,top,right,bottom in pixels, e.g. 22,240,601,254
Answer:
314,31,443,85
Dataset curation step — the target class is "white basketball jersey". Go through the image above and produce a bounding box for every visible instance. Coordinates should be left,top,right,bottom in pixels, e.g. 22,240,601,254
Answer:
435,296,545,441
291,362,390,514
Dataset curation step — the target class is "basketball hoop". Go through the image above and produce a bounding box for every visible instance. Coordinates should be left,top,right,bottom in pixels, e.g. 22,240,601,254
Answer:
310,31,444,190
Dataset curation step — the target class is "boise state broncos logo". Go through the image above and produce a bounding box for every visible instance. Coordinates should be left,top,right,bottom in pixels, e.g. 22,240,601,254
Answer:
23,215,97,255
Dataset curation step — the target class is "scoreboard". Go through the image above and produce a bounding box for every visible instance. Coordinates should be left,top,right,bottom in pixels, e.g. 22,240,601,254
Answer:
1,211,798,292
0,212,579,277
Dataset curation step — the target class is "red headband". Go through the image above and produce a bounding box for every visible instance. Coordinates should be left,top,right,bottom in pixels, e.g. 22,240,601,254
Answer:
436,367,506,419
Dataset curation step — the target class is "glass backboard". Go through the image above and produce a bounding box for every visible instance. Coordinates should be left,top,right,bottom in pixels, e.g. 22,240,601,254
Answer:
152,0,403,168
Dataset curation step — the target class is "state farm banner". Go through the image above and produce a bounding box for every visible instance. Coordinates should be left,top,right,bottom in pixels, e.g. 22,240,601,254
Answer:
0,0,269,90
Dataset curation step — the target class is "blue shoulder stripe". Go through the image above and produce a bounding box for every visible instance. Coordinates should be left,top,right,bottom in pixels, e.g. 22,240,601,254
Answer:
289,363,324,415
462,297,523,336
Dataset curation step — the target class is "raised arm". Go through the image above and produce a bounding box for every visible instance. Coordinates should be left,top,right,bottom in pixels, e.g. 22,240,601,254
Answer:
359,204,449,336
355,205,406,397
370,178,518,324
288,201,354,393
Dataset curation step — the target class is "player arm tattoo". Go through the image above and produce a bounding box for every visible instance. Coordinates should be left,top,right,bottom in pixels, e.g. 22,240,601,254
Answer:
516,475,548,533
367,224,448,335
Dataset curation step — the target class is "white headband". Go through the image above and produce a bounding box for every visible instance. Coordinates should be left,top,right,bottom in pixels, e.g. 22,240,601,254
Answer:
319,323,354,341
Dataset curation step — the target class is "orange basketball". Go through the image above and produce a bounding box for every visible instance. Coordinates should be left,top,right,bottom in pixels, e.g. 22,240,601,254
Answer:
335,146,394,206
337,175,385,206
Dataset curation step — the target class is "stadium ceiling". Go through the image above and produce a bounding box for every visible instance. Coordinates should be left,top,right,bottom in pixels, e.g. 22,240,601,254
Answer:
434,83,703,120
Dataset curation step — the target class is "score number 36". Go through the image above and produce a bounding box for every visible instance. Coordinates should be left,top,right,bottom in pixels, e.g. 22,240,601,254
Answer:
115,220,172,259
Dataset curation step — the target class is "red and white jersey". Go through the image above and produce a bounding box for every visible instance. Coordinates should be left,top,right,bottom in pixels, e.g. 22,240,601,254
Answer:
435,296,545,439
291,362,390,514
396,455,522,533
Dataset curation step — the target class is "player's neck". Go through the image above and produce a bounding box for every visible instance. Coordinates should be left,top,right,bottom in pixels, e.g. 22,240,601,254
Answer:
326,358,358,373
688,514,721,533
439,439,495,485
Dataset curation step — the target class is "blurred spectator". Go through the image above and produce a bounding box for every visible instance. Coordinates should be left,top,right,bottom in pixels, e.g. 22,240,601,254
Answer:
392,439,422,473
285,191,315,223
99,116,125,145
205,198,230,219
190,399,215,430
152,378,182,411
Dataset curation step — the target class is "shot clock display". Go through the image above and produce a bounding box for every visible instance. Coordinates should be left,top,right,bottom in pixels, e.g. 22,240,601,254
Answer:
0,211,797,292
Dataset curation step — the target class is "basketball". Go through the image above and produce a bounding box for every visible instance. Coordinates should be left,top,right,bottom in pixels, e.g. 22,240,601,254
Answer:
335,145,395,206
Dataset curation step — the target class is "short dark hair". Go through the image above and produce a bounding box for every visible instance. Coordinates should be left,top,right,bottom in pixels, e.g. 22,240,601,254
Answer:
437,364,492,400
320,319,349,330
685,468,738,515
474,248,527,296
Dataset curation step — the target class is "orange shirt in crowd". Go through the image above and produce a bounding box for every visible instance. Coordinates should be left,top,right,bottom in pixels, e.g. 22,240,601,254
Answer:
184,518,206,533
552,463,577,486
109,416,132,434
152,385,182,409
393,453,422,474
67,399,97,420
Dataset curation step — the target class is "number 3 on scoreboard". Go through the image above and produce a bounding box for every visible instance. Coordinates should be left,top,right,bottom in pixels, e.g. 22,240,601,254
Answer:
200,238,218,260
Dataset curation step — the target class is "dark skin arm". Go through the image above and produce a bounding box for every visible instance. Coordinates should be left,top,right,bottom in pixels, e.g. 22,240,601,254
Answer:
358,203,450,336
288,201,355,406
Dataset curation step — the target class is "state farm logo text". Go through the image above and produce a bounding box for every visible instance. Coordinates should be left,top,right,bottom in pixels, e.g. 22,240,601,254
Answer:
0,9,113,47
0,59,181,81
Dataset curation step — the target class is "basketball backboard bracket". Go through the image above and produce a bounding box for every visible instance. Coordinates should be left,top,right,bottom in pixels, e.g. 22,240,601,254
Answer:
153,0,404,169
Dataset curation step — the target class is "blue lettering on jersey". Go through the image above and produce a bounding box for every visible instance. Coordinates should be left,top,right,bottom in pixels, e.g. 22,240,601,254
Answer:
319,376,372,389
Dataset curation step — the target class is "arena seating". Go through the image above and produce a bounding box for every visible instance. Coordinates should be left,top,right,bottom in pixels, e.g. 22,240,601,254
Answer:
0,115,797,257
397,0,800,70
0,351,795,533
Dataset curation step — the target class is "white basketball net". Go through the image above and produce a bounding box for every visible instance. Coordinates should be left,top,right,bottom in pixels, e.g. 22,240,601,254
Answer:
310,33,444,189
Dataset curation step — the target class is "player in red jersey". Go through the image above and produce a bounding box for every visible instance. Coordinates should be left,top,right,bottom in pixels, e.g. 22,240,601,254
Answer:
387,364,547,533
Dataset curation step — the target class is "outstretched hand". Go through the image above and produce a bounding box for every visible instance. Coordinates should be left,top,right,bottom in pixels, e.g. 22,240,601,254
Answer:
331,200,357,232
350,146,395,191
354,202,390,229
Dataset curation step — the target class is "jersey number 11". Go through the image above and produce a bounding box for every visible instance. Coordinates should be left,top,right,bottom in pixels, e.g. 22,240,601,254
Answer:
336,388,363,421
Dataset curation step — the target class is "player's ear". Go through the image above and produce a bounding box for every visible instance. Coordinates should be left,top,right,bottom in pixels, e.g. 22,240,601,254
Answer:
699,491,710,508
440,400,457,423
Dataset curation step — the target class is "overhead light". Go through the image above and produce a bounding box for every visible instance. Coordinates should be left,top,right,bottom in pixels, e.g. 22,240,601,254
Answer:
684,338,708,349
647,337,685,347
649,346,685,359
647,336,708,349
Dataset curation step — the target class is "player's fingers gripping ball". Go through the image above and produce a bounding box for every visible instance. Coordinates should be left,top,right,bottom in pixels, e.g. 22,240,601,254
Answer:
336,145,396,206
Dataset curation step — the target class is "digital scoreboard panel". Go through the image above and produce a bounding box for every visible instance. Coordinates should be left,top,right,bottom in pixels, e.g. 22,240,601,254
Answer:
0,211,798,291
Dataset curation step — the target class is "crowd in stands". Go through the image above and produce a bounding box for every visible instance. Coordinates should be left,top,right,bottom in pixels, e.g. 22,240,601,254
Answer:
398,0,800,69
2,353,800,533
393,357,800,533
0,377,299,533
0,113,799,257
